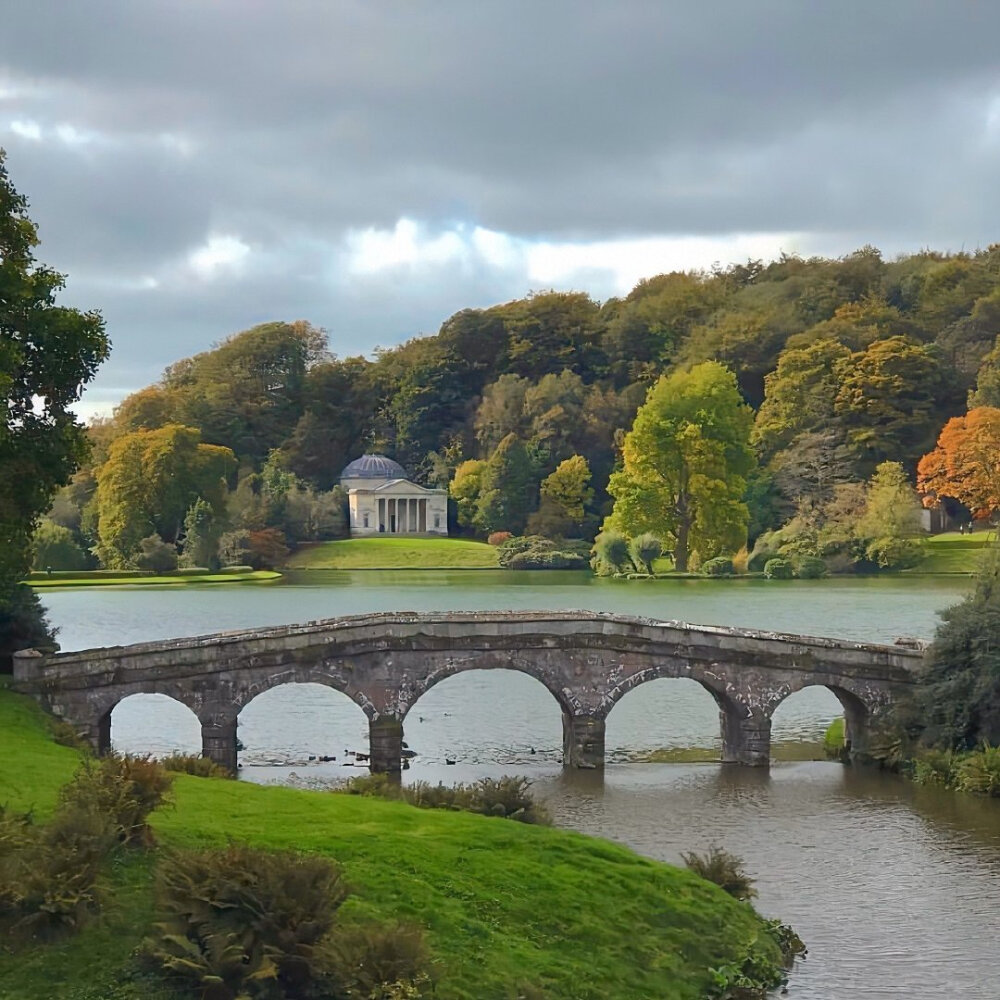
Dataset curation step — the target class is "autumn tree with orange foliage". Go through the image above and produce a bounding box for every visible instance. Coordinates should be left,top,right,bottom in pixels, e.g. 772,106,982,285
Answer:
917,407,1000,519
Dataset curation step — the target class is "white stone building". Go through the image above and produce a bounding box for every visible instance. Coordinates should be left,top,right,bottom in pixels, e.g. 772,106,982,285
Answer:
341,454,448,537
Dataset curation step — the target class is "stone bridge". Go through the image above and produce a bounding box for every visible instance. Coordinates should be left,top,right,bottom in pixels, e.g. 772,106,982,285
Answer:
12,611,923,773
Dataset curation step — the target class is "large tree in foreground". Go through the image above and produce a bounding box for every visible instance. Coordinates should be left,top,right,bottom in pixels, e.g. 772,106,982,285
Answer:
0,149,109,667
605,362,755,571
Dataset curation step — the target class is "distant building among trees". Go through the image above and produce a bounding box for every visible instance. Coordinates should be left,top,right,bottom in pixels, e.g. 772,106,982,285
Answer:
341,454,448,536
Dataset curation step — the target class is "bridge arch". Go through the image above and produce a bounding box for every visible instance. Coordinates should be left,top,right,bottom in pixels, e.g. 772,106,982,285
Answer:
400,652,576,722
237,681,370,768
605,675,728,762
767,680,877,754
229,663,381,721
90,687,203,757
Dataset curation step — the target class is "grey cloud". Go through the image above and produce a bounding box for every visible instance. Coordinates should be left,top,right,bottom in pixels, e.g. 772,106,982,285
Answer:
2,1,1000,407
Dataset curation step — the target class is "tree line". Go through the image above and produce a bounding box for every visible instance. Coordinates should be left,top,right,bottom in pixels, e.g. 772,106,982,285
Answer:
35,241,999,578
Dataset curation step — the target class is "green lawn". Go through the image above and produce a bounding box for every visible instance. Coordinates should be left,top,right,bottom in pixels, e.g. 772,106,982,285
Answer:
287,537,499,570
0,686,782,1000
27,569,281,588
916,532,997,574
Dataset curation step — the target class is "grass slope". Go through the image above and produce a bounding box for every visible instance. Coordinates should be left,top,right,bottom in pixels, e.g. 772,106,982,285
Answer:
0,688,779,1000
27,570,281,588
287,537,499,570
917,532,996,574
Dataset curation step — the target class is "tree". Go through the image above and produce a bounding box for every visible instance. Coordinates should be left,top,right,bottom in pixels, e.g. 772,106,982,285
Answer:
856,461,924,569
0,148,109,668
449,459,487,532
162,320,328,467
917,407,1000,519
96,425,236,568
528,455,593,538
605,362,755,571
474,375,530,454
32,519,88,571
475,434,538,536
180,498,222,569
904,554,1000,749
968,334,1000,409
833,336,956,474
753,339,851,461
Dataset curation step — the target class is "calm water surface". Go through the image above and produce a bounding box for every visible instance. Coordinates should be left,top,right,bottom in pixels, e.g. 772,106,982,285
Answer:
39,571,1000,998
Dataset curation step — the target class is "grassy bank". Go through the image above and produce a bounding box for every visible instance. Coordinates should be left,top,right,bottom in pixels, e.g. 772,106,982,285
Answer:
26,569,281,588
914,532,996,574
287,537,499,570
0,687,784,1000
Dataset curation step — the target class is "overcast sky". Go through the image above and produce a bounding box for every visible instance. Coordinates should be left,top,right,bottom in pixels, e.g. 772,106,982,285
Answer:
3,1,1000,416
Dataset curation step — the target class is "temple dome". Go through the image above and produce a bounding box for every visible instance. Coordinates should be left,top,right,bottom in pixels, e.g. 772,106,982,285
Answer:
340,453,407,482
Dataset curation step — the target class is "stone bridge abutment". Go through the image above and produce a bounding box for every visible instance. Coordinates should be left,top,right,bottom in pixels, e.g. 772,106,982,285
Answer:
12,612,922,774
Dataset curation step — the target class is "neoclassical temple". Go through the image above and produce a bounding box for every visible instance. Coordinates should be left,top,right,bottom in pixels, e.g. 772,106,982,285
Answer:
341,454,448,537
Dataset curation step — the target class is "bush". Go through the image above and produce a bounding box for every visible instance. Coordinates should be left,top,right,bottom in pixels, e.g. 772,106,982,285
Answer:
507,549,589,570
681,845,757,901
487,531,512,546
142,844,347,998
135,534,178,573
60,754,173,847
763,557,794,580
246,527,290,570
161,753,233,779
0,801,117,943
339,774,550,824
628,533,662,575
912,748,957,786
701,556,734,577
794,555,828,579
953,745,1000,796
318,921,432,999
591,529,631,576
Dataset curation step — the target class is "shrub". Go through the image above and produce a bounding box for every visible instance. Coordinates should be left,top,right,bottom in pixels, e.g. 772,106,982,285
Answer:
161,753,233,779
823,717,846,760
339,774,550,824
681,845,757,901
507,549,589,570
247,527,291,569
912,748,957,786
318,922,432,999
701,556,734,577
341,772,403,798
135,533,179,573
0,802,117,943
795,555,828,579
466,776,551,824
142,844,347,999
591,529,631,576
763,557,794,580
628,533,662,575
953,745,1000,796
487,531,512,546
60,754,173,847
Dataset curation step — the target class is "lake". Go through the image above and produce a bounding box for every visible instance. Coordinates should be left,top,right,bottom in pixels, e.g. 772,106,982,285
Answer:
39,570,1000,998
